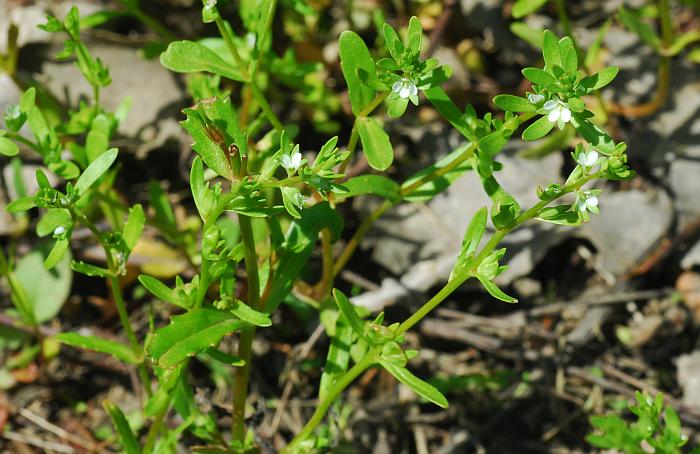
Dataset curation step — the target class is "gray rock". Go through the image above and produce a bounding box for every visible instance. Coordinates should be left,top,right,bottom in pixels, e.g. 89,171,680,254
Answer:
669,159,700,229
37,41,184,154
580,188,672,276
681,240,700,270
677,351,700,410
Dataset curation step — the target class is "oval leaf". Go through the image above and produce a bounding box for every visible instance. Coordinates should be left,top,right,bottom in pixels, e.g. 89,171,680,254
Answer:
339,31,376,116
74,148,118,196
160,40,244,81
380,360,449,408
357,117,394,171
493,94,537,112
522,115,555,141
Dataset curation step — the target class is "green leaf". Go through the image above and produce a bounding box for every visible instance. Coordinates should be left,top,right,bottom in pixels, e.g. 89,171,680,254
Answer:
479,129,512,157
475,275,518,303
230,300,272,327
423,87,476,141
264,202,344,313
407,16,422,58
103,401,140,454
160,40,245,81
380,361,449,408
456,207,488,264
139,275,188,309
149,308,246,368
510,22,544,49
74,148,118,196
522,67,556,87
386,95,409,119
332,289,367,341
339,31,376,116
7,196,36,213
570,115,616,154
15,243,72,322
280,186,303,219
85,114,110,163
149,181,177,232
71,260,112,278
402,143,473,202
522,115,555,141
512,0,549,18
493,94,537,112
619,7,660,50
333,175,401,203
122,204,145,251
319,316,353,401
0,137,18,156
36,208,71,237
56,332,138,363
536,205,582,226
542,30,562,69
382,23,404,62
357,117,394,171
181,97,242,180
44,238,70,269
558,36,578,74
190,157,217,220
204,348,245,366
579,67,619,92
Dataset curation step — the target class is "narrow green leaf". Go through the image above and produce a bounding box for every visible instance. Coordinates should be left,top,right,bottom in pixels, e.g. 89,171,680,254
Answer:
85,114,110,163
522,115,555,141
7,196,36,213
333,175,401,203
558,36,578,74
71,260,112,278
74,148,118,196
160,40,244,81
122,204,145,251
493,94,537,112
407,16,422,58
0,137,19,156
536,205,582,226
103,401,140,454
579,67,619,92
423,86,476,141
139,275,188,308
478,129,511,157
570,115,616,154
204,348,245,366
149,308,246,368
44,237,70,270
475,275,518,303
339,31,376,115
357,117,394,171
319,316,353,401
457,207,488,263
332,289,367,341
380,361,449,408
382,23,404,61
230,300,272,327
512,0,549,18
522,67,556,87
56,332,138,363
542,30,562,69
264,202,344,313
402,143,473,202
619,7,660,50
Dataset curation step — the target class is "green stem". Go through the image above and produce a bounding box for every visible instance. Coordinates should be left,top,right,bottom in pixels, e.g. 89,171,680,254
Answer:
232,214,260,442
283,349,379,453
214,15,283,132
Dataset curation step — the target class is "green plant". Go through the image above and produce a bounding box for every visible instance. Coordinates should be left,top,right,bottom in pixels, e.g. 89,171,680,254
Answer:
587,392,696,454
1,2,633,453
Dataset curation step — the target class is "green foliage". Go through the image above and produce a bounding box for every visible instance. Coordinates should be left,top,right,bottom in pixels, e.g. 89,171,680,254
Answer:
587,392,690,453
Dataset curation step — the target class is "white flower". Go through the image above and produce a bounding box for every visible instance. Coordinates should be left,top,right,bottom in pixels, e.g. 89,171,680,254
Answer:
53,226,66,236
5,105,20,120
576,191,599,213
576,150,599,168
543,99,571,123
280,152,302,173
392,77,418,99
528,93,545,105
204,0,217,9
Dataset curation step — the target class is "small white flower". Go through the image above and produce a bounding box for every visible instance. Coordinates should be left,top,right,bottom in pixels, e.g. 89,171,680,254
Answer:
53,225,66,236
528,93,545,105
204,0,217,9
5,105,20,120
280,152,302,173
543,99,571,123
576,191,599,213
392,77,418,99
576,150,599,168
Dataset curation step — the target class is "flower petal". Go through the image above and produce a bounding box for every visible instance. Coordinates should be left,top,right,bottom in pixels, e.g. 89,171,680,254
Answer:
543,100,558,111
560,107,571,123
547,108,560,123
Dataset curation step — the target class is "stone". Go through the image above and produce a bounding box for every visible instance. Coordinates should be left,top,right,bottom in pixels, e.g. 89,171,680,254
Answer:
677,351,700,410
